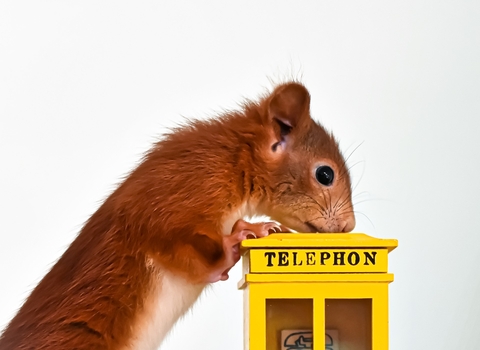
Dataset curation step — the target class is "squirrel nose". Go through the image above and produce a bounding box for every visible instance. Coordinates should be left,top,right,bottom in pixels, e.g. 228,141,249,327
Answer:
339,215,356,233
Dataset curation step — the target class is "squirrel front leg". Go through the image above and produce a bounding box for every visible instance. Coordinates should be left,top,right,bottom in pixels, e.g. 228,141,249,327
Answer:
148,220,283,284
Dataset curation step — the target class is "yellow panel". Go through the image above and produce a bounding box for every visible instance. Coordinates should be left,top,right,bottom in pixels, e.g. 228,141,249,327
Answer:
248,284,266,350
372,285,389,350
248,282,385,299
313,298,325,350
241,233,398,252
250,248,387,273
238,273,394,288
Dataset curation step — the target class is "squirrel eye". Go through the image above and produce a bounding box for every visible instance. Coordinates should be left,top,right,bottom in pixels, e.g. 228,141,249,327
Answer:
315,166,334,186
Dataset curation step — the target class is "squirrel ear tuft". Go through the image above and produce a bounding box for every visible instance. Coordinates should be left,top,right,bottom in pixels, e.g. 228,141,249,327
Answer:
268,82,311,131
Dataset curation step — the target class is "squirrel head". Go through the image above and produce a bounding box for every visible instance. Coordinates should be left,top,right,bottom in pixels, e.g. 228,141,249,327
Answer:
256,82,355,233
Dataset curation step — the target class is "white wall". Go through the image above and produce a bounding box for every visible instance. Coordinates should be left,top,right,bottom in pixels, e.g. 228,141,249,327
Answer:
1,1,479,349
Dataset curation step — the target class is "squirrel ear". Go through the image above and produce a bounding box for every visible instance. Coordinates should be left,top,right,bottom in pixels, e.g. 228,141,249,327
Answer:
268,82,311,132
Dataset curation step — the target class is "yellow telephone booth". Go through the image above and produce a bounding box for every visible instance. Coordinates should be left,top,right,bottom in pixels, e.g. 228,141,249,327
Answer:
238,233,397,350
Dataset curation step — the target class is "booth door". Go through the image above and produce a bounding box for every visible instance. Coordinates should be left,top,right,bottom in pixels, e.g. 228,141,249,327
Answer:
265,298,372,350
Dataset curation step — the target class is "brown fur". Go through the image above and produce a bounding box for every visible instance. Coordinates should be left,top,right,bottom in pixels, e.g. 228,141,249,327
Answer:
0,82,355,349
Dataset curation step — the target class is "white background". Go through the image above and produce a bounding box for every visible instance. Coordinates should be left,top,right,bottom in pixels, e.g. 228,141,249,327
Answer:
1,1,479,349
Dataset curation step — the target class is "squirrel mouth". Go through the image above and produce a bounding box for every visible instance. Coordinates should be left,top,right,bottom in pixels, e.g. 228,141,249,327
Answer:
304,222,320,233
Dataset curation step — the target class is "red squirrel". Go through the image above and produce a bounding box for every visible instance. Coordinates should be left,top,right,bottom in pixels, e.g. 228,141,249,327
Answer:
0,82,355,350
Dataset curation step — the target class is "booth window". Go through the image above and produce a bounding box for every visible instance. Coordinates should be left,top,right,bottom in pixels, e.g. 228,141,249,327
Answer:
325,298,372,350
266,298,313,350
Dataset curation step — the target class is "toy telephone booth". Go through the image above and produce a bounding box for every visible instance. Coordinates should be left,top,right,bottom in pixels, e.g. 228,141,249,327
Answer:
238,233,397,350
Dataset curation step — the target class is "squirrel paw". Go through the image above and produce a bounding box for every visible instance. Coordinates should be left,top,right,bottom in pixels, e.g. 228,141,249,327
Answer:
206,219,286,283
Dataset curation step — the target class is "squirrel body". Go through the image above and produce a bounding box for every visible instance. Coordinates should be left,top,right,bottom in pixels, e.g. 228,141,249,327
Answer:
0,82,355,350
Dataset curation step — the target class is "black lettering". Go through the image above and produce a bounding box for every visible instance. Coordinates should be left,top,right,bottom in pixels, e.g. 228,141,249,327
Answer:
293,252,303,266
333,251,346,265
278,251,289,266
265,252,276,267
306,252,316,265
320,252,331,265
364,251,377,265
347,252,360,265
